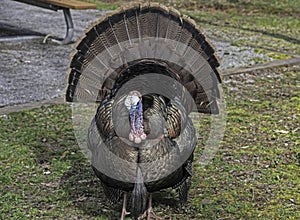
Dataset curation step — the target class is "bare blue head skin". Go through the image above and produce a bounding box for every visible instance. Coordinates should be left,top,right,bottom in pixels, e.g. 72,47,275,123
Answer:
124,91,147,143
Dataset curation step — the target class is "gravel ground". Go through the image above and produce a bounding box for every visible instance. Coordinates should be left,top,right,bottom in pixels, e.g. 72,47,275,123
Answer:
0,0,104,107
0,0,271,107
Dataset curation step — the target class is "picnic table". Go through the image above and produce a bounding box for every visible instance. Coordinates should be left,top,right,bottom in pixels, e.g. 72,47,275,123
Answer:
12,0,97,44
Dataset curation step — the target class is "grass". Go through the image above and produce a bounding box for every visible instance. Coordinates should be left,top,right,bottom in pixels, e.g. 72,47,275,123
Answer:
1,66,299,219
83,0,120,10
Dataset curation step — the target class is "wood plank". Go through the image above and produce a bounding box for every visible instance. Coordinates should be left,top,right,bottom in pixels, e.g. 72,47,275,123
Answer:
39,0,97,10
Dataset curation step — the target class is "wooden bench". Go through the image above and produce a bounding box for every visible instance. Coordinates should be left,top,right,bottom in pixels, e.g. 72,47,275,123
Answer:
12,0,96,44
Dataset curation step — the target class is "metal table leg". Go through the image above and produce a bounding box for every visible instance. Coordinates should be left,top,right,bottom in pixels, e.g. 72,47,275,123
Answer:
51,8,74,45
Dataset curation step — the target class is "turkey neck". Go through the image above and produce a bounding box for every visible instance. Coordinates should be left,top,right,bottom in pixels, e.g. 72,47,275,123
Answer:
129,99,144,135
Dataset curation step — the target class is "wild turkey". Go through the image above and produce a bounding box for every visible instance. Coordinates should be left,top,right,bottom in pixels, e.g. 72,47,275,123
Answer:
66,3,222,220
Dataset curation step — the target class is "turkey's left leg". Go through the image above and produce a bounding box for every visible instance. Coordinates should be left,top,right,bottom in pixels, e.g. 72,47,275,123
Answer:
120,192,130,220
139,194,162,220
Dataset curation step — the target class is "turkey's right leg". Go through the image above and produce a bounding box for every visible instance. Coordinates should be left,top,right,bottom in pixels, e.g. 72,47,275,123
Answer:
120,192,130,220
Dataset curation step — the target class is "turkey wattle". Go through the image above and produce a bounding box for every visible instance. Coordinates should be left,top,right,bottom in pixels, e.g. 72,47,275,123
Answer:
125,90,147,144
65,3,222,220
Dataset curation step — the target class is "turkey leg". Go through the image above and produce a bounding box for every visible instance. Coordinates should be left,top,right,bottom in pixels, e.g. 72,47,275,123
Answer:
139,194,162,220
120,193,130,220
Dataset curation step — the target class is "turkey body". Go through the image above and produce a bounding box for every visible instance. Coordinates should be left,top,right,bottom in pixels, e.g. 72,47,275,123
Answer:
65,3,222,219
88,93,196,218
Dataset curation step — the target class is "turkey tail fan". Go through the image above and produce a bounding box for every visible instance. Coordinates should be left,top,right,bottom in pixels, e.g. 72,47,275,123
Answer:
66,3,222,114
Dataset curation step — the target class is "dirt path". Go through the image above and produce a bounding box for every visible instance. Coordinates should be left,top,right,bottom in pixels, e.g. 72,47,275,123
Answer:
2,56,299,115
0,0,104,107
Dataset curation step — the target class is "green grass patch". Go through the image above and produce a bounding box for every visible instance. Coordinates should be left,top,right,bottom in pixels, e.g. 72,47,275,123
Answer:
83,0,120,10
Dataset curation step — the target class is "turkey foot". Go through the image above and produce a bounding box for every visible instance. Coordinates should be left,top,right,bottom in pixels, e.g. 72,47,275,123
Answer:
139,207,162,220
138,194,162,220
120,193,130,220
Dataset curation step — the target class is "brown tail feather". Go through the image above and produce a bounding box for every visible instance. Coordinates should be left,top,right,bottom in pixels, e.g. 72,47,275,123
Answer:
66,3,221,114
